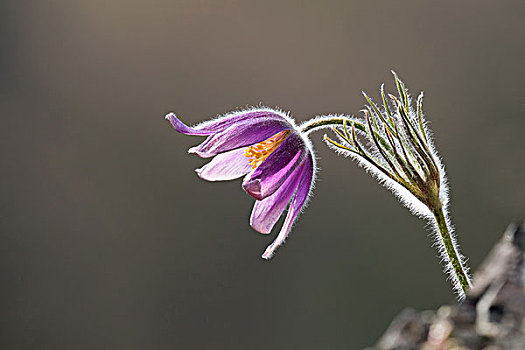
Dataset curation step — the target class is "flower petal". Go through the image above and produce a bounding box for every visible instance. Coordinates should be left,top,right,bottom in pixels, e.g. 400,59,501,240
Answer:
188,117,292,158
165,110,291,136
249,162,305,234
195,148,252,181
242,133,305,200
262,152,314,259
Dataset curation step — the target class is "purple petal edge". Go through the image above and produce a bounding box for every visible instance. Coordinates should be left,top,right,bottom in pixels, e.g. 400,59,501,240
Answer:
262,153,314,260
250,161,305,234
165,110,293,136
165,113,214,136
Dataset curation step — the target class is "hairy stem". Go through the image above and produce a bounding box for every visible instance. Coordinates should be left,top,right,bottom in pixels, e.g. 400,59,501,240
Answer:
301,117,393,152
432,206,471,297
300,117,354,134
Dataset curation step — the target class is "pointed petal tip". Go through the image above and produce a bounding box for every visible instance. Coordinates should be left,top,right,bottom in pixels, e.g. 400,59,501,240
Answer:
261,250,274,260
195,170,215,181
166,113,195,134
188,147,214,158
193,166,225,181
194,167,204,177
166,113,217,137
262,240,281,259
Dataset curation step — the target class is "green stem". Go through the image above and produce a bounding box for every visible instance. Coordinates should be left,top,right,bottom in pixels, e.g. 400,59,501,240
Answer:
432,206,471,296
300,117,393,153
300,117,353,134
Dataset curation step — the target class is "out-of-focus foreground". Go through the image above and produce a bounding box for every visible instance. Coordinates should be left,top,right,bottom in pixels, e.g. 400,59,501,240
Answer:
371,223,525,350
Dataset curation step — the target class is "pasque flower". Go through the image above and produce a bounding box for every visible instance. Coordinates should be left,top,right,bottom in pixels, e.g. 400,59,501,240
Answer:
165,72,473,301
165,108,316,259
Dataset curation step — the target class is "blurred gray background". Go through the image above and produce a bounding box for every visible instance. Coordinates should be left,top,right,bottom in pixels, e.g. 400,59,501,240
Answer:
1,0,524,349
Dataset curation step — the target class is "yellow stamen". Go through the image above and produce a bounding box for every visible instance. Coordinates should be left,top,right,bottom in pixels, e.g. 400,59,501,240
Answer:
244,130,292,169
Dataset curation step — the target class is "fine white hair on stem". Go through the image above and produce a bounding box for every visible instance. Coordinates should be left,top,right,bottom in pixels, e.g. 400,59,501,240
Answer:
428,208,471,299
323,136,433,220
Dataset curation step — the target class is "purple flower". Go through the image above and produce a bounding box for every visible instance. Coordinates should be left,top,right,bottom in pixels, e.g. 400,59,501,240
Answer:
165,108,316,259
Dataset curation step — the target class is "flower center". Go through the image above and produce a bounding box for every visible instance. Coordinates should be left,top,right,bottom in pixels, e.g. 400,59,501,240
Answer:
244,130,292,169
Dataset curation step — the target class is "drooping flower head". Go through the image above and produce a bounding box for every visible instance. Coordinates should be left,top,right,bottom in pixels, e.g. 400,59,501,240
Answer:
164,72,473,301
165,108,316,259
